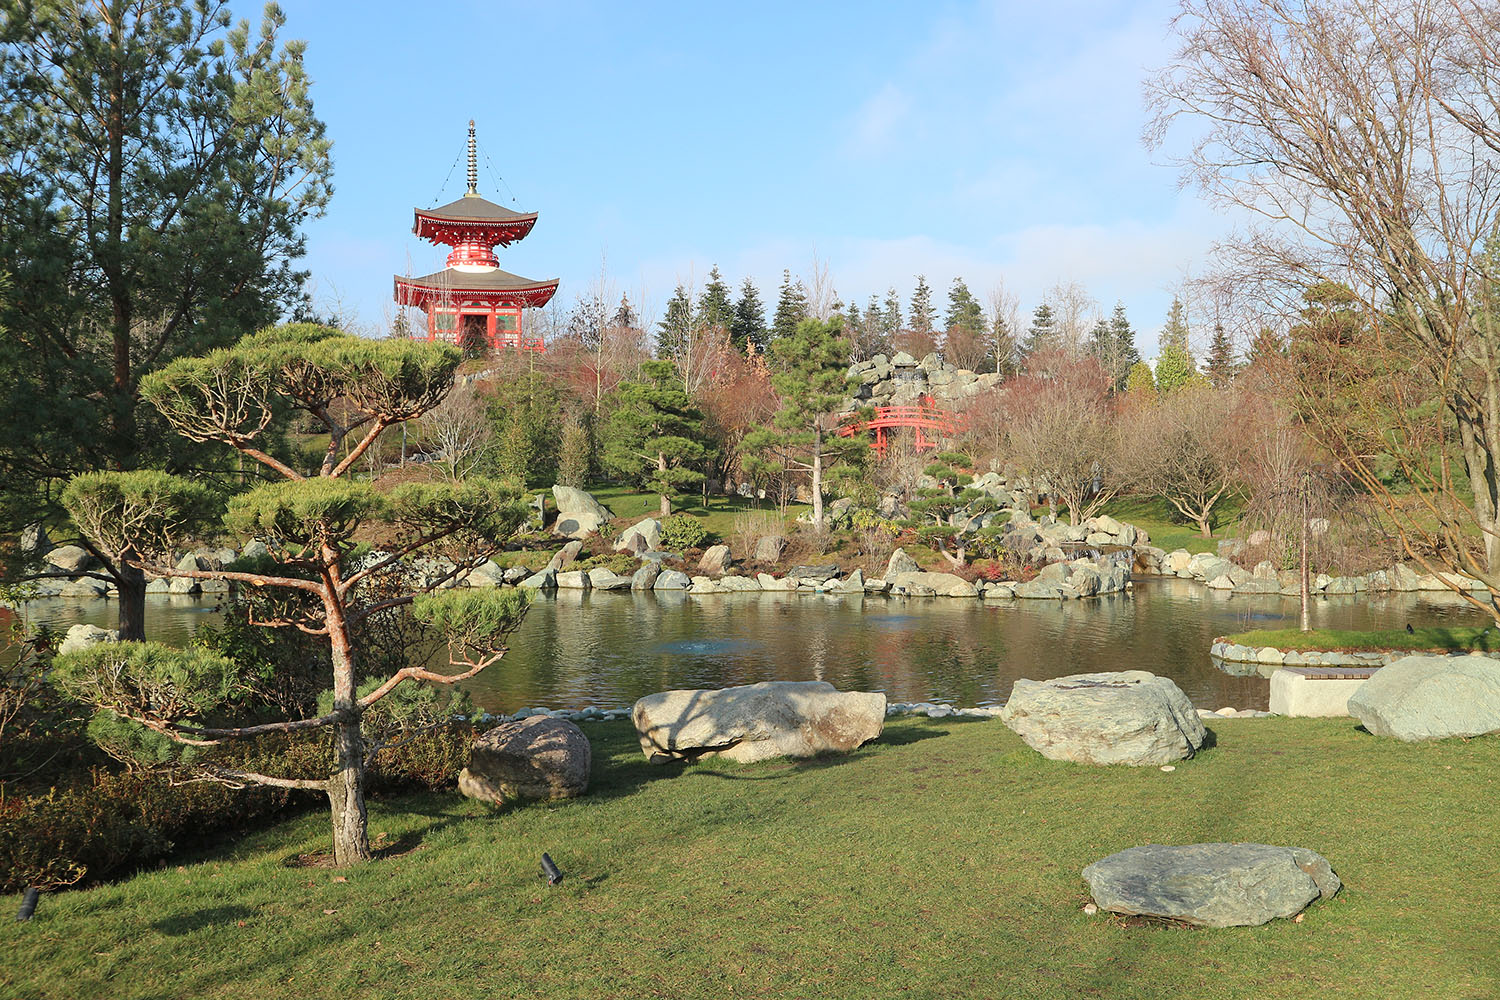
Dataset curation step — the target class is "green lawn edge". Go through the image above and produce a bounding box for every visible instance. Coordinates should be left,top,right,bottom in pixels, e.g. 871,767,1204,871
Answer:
1220,625,1500,653
5,717,1498,1000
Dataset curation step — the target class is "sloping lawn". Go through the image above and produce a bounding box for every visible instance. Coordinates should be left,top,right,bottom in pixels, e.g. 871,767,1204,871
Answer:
5,718,1496,999
586,484,808,541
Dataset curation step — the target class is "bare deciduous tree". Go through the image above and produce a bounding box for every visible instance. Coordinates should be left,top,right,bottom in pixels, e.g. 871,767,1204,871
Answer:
1148,0,1500,618
1002,351,1119,525
1122,385,1246,536
419,382,490,482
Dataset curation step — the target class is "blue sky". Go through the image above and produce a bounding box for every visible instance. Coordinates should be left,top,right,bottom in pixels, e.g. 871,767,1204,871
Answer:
280,0,1229,352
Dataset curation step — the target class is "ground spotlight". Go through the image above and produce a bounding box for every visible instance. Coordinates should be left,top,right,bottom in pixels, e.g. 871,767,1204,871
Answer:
540,853,563,885
16,888,39,921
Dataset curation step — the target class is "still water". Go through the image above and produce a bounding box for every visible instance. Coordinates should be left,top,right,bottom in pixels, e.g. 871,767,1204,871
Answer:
21,580,1491,714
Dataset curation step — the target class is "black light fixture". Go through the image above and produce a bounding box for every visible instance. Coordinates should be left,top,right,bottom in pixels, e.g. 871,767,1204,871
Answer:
16,887,39,921
539,853,563,886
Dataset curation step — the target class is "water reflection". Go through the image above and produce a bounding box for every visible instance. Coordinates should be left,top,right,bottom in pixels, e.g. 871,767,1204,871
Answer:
16,581,1490,714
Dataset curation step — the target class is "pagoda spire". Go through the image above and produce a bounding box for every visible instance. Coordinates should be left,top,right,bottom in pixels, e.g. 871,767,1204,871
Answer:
465,119,478,196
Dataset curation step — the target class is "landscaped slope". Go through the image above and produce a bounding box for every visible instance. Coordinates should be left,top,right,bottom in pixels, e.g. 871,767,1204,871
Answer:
4,718,1496,999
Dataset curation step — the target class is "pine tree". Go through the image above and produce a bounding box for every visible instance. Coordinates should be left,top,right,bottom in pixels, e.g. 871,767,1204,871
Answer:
731,277,768,353
1245,327,1288,370
772,269,809,342
860,295,890,359
1022,303,1057,361
739,320,866,531
601,360,707,515
657,284,693,361
557,417,593,488
1160,297,1191,355
1206,321,1237,387
697,266,733,332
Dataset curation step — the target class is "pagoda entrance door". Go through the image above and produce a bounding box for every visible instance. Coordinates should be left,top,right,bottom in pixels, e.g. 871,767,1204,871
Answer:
458,313,488,350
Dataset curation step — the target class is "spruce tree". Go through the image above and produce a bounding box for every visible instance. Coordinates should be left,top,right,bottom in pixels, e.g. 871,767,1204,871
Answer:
1160,297,1191,355
1206,321,1237,387
909,275,935,342
882,287,904,347
1109,302,1141,382
612,295,638,330
731,278,768,353
656,284,693,361
943,277,987,370
697,266,733,332
601,360,707,515
1022,302,1057,360
772,269,809,342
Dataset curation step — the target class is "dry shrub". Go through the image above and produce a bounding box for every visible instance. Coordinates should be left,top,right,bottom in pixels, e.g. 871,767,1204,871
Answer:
731,510,782,562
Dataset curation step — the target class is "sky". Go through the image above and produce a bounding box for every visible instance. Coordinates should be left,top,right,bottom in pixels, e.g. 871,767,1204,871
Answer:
276,0,1232,353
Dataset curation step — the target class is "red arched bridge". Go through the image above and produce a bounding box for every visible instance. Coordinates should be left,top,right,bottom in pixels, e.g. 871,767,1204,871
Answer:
837,401,965,457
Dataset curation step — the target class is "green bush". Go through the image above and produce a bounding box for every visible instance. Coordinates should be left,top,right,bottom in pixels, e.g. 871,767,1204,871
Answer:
658,513,710,550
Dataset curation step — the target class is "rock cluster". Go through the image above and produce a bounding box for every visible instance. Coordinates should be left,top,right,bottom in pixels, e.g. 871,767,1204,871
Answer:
845,352,1002,406
1144,546,1494,597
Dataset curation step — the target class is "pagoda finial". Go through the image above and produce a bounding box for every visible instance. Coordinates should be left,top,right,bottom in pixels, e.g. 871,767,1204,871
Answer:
465,119,477,196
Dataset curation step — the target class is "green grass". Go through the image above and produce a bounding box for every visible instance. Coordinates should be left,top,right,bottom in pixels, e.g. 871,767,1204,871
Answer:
1222,625,1500,653
587,484,810,540
6,718,1498,999
1101,496,1246,555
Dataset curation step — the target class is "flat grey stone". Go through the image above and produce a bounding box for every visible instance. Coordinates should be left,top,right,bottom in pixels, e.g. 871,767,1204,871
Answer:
1083,843,1340,927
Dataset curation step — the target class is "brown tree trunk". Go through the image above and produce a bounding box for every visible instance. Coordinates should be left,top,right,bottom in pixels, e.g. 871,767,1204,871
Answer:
1199,518,1213,539
328,719,370,866
322,556,370,865
811,426,824,530
658,451,670,516
116,562,146,642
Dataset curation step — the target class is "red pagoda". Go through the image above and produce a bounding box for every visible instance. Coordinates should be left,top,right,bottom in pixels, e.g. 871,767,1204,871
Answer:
393,121,558,350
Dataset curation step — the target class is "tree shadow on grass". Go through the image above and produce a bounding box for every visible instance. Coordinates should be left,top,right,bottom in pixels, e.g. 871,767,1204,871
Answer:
150,904,254,936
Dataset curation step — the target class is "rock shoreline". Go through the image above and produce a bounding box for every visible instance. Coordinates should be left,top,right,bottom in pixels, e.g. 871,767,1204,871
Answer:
1209,640,1500,668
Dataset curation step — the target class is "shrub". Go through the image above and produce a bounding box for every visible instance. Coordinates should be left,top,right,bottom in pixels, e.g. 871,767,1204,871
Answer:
659,513,710,550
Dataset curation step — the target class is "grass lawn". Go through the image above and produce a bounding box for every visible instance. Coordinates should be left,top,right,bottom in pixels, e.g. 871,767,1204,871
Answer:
1101,496,1246,555
588,484,810,540
6,718,1498,999
1222,625,1500,653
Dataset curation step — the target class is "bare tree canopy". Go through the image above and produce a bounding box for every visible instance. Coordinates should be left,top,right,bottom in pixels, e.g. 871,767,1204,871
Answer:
1148,0,1500,614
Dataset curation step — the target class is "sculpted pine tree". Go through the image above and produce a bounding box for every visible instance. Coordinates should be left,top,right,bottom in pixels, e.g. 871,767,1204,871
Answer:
740,319,867,531
601,360,707,516
0,1,332,640
55,325,529,865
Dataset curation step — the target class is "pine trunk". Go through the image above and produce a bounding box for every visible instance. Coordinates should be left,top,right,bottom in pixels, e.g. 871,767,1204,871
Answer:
658,451,671,516
116,562,146,642
811,428,824,531
328,720,371,866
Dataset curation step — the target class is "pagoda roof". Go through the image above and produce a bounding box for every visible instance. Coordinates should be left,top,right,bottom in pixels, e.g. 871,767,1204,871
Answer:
413,194,538,246
394,267,559,308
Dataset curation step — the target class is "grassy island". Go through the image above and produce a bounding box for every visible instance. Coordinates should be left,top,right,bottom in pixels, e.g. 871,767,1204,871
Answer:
5,717,1497,999
1221,626,1500,655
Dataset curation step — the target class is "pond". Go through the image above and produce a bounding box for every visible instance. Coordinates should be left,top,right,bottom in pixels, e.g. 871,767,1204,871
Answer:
19,580,1492,714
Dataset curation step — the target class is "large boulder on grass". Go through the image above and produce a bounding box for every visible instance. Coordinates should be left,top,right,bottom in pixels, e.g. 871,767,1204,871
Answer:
614,518,661,553
551,485,613,539
1000,671,1207,765
458,716,591,804
1082,843,1341,927
1347,654,1500,741
632,680,886,764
